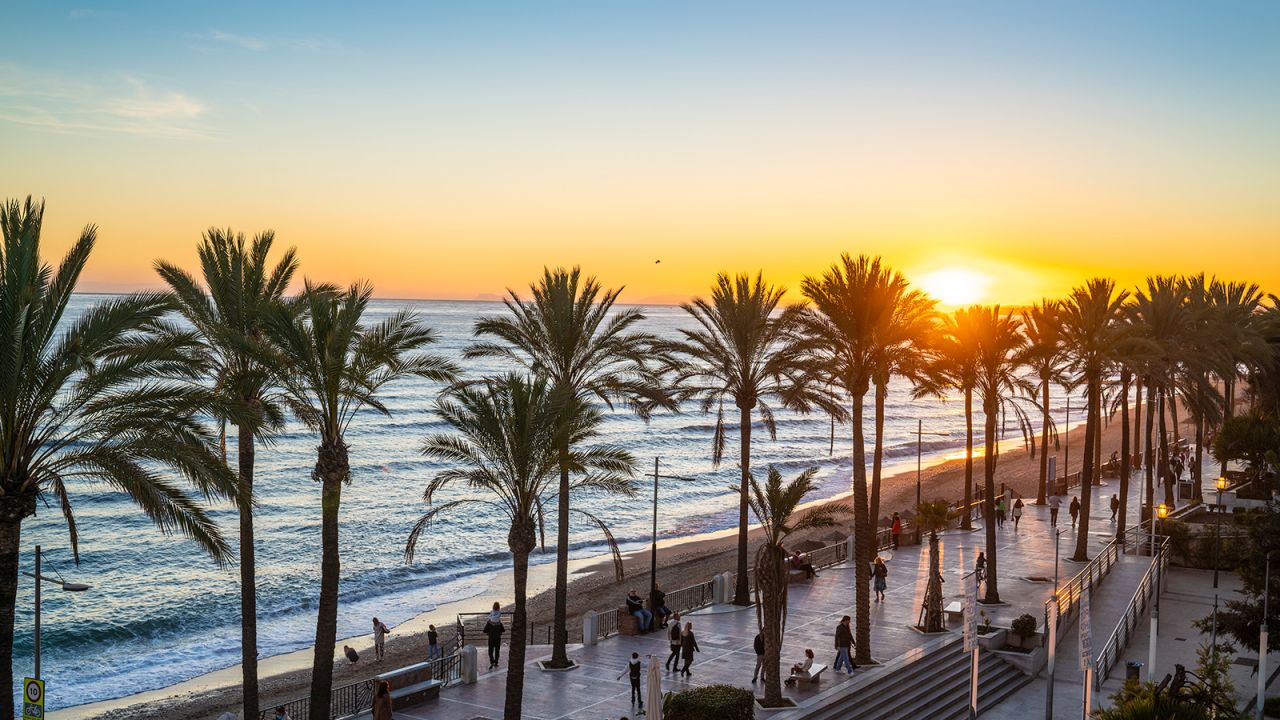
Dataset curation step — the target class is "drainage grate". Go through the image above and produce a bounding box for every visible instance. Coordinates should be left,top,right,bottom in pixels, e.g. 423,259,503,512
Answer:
1025,576,1053,583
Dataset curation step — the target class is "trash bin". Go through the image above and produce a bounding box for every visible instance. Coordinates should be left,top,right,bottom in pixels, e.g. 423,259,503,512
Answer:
1126,661,1143,681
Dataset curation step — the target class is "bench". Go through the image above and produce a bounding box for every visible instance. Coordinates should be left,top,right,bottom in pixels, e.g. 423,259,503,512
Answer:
788,568,812,584
944,601,964,627
788,663,828,687
618,607,641,636
375,660,443,709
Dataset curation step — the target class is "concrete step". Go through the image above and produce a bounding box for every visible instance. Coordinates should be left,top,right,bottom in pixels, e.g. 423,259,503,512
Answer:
798,640,967,720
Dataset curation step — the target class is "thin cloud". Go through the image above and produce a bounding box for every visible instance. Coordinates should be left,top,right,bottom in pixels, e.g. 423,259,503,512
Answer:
199,29,342,53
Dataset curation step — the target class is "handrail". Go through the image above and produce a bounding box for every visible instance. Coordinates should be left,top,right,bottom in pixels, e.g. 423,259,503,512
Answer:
1043,523,1146,646
1093,530,1170,684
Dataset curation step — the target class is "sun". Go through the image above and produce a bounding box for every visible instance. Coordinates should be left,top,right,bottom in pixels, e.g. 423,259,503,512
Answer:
916,267,992,307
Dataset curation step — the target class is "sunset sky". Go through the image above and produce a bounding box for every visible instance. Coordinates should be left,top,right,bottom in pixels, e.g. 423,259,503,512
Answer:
3,2,1278,305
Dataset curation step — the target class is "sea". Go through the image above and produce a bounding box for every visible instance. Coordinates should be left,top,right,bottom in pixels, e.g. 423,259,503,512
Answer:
14,296,1082,711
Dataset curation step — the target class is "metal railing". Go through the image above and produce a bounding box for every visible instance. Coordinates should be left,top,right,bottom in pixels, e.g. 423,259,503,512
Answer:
1093,530,1169,683
258,677,374,720
1043,524,1143,642
666,578,715,613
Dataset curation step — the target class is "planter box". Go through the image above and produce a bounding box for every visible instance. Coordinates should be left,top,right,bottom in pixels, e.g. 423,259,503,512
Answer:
976,628,1007,651
1005,631,1043,650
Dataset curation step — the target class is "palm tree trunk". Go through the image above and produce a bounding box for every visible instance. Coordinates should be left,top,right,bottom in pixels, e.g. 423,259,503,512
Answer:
759,547,786,706
504,523,535,720
1220,376,1233,479
1193,383,1205,503
1170,390,1181,447
0,514,22,720
309,441,347,720
1071,379,1098,562
1036,378,1050,504
550,449,572,667
850,393,873,665
962,386,974,531
1134,376,1143,470
734,405,752,606
1158,385,1173,506
238,424,259,720
981,394,1000,603
922,532,944,632
870,382,886,529
1145,381,1156,518
1118,370,1131,540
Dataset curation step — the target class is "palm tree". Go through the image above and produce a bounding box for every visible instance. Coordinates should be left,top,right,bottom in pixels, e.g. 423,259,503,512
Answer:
800,253,905,665
1208,279,1268,478
666,272,839,606
1018,300,1068,505
1060,278,1128,562
748,466,849,707
467,267,668,668
265,282,458,720
155,228,298,720
930,307,984,531
1130,276,1189,507
916,499,952,633
0,197,240,718
971,306,1034,604
407,375,633,720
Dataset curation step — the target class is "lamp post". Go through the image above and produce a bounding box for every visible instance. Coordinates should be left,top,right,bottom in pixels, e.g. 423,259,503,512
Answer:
1212,476,1226,655
1258,551,1271,720
916,420,950,543
648,457,698,599
1063,397,1070,488
1045,529,1062,720
23,545,90,679
1147,503,1168,682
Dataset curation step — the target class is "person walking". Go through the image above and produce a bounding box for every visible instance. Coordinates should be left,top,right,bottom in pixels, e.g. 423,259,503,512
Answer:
618,652,644,711
891,512,902,549
995,495,1006,528
1110,493,1120,522
975,551,987,585
752,631,765,682
372,616,390,661
426,624,441,660
483,601,504,669
665,612,683,671
872,557,888,603
1012,496,1024,531
679,622,700,677
1069,496,1081,529
1048,494,1061,527
372,680,394,720
833,615,856,673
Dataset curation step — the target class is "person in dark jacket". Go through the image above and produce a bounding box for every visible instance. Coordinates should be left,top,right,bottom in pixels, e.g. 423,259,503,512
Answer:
650,584,672,628
1069,496,1081,528
872,557,888,602
752,632,765,682
617,651,644,710
483,601,504,668
343,644,360,665
833,615,855,673
626,588,653,632
665,612,682,671
1110,494,1120,521
427,624,440,660
679,622,700,677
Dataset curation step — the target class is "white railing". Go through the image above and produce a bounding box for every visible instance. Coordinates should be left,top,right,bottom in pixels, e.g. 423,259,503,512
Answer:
1093,527,1170,684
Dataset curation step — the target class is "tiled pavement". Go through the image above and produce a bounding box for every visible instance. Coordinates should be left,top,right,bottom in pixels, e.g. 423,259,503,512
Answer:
391,474,1157,720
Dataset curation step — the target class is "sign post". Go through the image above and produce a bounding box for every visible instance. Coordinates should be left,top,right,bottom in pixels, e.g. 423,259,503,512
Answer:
23,677,45,720
965,571,979,720
1079,589,1093,719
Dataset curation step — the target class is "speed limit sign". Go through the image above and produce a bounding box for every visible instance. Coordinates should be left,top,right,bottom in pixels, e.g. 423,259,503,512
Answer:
22,677,44,719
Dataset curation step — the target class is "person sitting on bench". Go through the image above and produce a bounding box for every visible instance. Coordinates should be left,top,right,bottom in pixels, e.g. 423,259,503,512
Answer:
790,551,817,579
785,648,816,686
626,589,652,632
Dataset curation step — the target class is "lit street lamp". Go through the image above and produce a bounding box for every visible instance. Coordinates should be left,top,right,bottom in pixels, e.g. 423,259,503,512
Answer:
1147,502,1168,682
22,545,90,679
1212,476,1227,655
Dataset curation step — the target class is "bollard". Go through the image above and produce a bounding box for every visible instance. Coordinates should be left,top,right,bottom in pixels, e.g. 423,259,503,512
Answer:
583,610,599,646
712,573,727,604
460,644,479,684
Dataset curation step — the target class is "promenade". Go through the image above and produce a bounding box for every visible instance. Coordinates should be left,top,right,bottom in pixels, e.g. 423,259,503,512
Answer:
389,474,1153,720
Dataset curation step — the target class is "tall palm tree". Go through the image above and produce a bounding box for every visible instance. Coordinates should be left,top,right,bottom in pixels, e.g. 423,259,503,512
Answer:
916,499,952,633
0,197,240,718
407,375,633,720
971,306,1034,604
1208,279,1268,478
1130,276,1189,507
1018,300,1068,505
265,282,458,720
800,253,905,665
467,267,668,668
1060,278,1128,562
929,307,984,531
666,272,839,606
155,228,298,720
748,466,849,707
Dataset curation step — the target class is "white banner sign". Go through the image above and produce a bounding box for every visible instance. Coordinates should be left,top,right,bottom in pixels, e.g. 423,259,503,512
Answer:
963,570,977,652
1078,589,1092,671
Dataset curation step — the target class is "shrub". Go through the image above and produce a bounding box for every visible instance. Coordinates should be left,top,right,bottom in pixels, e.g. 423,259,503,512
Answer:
1011,613,1037,641
1265,694,1280,718
664,684,755,720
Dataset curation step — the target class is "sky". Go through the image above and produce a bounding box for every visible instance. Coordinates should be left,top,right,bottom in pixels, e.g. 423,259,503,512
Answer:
2,2,1278,306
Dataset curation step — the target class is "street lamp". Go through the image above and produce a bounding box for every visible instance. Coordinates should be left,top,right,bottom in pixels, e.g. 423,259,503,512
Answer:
916,420,950,543
1045,528,1063,720
22,545,90,679
1212,476,1227,655
647,457,698,600
1259,551,1272,720
1148,503,1168,682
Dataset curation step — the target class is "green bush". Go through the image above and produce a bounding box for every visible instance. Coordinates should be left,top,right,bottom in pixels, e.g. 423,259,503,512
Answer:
664,684,755,719
1265,694,1280,718
1011,613,1037,641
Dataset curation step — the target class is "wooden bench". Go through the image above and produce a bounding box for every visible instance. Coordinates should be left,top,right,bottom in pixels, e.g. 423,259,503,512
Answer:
788,663,828,687
375,660,443,709
944,601,964,627
788,568,812,584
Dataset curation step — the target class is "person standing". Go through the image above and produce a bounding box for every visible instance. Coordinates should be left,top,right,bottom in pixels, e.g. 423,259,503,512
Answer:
483,601,504,669
679,622,700,677
665,612,683,671
872,557,888,603
752,631,765,683
995,495,1006,528
1069,496,1081,529
833,615,855,673
1012,496,1024,531
891,512,903,549
1110,493,1120,522
372,680,394,720
372,616,390,661
618,652,644,711
427,624,441,660
1048,494,1062,527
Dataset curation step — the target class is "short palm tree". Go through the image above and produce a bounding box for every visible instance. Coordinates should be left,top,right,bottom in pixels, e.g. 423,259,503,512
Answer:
467,267,666,668
1018,300,1068,504
666,272,839,606
916,499,952,633
155,228,298,720
748,466,849,707
407,375,633,720
0,197,240,718
1060,278,1128,562
265,282,458,720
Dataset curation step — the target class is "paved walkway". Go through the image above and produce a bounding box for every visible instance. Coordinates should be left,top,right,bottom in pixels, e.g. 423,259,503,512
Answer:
391,473,1153,720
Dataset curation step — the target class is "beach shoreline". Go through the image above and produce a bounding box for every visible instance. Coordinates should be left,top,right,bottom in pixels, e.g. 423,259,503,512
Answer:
55,407,1165,720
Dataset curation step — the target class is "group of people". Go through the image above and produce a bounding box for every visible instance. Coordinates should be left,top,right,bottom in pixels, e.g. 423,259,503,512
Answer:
1047,493,1082,528
663,612,700,676
624,585,674,633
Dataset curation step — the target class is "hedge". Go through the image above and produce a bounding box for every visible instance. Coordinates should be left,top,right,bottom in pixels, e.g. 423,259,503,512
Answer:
664,684,755,720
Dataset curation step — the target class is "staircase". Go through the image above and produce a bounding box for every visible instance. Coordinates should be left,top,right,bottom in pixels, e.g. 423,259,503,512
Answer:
798,639,1031,720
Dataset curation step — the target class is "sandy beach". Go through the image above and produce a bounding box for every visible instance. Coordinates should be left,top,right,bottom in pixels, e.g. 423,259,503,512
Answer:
58,404,1174,720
